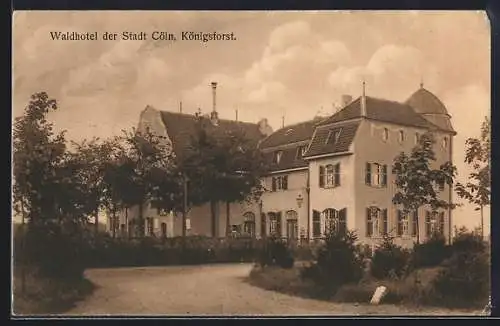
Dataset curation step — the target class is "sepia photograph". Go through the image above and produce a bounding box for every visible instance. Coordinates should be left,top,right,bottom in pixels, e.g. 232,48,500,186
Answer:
12,10,491,317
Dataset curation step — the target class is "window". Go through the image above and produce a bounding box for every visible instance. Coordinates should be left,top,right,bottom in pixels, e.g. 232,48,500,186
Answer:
398,130,405,143
285,210,298,240
442,137,448,149
147,217,154,236
365,162,387,187
434,180,445,192
366,207,388,237
326,128,342,145
296,145,307,159
322,208,347,235
271,175,288,191
273,150,283,164
260,213,267,237
425,211,445,238
161,222,167,238
243,212,256,237
269,212,282,237
319,163,340,188
312,210,321,238
382,128,389,142
415,132,420,145
397,210,418,237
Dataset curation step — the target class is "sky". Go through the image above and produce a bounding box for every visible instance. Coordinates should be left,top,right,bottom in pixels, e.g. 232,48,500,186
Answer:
12,11,491,233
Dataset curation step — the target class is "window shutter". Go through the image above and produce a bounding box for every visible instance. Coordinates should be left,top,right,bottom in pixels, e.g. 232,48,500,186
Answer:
366,208,372,237
412,211,418,237
319,165,325,188
439,212,445,235
382,165,388,186
339,208,347,235
397,210,402,236
312,210,321,237
425,211,430,238
276,212,282,237
271,177,276,192
283,175,288,190
382,209,388,235
334,163,341,186
365,163,371,185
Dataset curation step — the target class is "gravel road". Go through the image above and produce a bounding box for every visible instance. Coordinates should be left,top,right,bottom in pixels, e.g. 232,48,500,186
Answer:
64,263,480,316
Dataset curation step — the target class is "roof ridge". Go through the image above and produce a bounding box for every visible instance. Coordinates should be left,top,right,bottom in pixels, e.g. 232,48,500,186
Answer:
159,109,259,126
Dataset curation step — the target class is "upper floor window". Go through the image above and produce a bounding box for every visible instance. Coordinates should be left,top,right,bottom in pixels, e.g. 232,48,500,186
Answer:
366,207,388,237
273,150,283,164
319,163,340,188
398,130,405,144
296,145,307,159
442,137,448,149
271,175,288,191
365,162,387,187
382,128,389,142
326,128,342,145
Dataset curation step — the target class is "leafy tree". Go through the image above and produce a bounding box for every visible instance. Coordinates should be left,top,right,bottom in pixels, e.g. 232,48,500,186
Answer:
455,117,490,239
181,116,267,237
115,127,180,237
392,132,457,244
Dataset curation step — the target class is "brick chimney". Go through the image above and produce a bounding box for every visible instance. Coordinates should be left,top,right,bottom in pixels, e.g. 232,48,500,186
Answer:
210,82,219,126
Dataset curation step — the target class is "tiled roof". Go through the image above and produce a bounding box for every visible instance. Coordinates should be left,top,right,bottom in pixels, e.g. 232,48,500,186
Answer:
263,143,309,172
259,118,323,149
159,110,265,161
317,96,445,131
405,87,449,115
304,121,360,158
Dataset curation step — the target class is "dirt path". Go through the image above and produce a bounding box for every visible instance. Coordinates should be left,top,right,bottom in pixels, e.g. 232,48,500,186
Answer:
64,264,480,316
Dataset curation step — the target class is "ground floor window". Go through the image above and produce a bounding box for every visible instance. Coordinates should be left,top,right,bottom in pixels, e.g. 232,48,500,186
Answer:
243,212,256,237
161,222,167,238
322,208,347,235
397,210,418,237
312,210,321,238
285,210,298,240
425,211,445,238
268,212,282,237
366,207,388,237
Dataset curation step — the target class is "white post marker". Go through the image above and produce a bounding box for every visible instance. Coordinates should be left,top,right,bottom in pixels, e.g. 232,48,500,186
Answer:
370,286,388,305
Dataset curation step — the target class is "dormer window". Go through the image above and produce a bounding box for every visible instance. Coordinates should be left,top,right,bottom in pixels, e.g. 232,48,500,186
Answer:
296,145,306,159
382,128,389,142
326,128,342,145
273,150,283,164
398,130,405,143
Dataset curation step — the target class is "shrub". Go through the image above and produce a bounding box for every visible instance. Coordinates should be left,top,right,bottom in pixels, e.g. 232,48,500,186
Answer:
451,230,487,255
410,235,450,269
430,249,490,308
370,235,410,279
301,231,364,295
257,236,294,269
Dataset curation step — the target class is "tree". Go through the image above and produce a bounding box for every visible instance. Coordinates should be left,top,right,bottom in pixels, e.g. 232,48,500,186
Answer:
115,127,180,237
455,117,490,239
392,132,457,244
181,116,267,237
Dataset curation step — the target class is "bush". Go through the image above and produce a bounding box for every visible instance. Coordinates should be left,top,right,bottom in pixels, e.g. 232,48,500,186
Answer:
301,231,364,295
257,236,294,269
451,230,487,255
430,249,490,308
410,235,450,269
370,235,411,280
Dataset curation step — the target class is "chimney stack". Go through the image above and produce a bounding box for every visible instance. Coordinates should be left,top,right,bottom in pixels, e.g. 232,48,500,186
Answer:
361,80,367,117
210,82,219,125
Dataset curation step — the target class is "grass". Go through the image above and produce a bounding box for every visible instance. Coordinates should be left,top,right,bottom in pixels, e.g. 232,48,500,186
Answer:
12,265,96,315
247,263,485,310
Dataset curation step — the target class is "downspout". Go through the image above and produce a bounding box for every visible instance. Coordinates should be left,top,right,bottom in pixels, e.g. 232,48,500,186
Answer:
306,171,311,242
448,134,453,244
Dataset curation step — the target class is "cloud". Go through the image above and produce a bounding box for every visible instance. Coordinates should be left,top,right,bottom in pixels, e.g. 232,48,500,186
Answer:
328,44,439,102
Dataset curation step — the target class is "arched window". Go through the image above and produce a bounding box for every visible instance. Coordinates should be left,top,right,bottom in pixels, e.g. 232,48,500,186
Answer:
398,130,405,143
243,212,256,237
382,128,389,142
285,210,298,240
322,208,347,235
